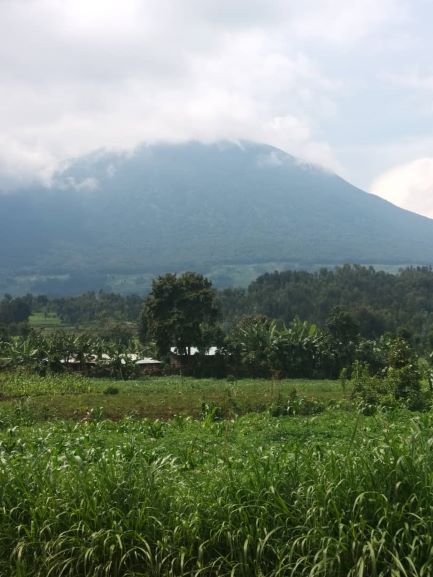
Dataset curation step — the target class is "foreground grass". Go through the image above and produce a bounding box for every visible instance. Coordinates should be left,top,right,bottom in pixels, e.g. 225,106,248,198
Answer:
1,410,433,576
0,372,346,421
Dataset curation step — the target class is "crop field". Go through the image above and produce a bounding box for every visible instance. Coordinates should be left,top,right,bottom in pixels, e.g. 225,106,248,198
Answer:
0,373,345,421
1,373,433,576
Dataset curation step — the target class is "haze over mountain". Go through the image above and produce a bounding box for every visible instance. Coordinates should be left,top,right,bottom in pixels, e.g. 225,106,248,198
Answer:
2,141,433,295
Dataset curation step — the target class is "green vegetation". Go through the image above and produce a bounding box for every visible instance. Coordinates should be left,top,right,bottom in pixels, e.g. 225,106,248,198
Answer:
23,293,142,337
3,142,433,296
28,311,62,327
3,265,433,574
0,364,432,576
1,394,433,575
141,272,220,357
3,279,433,388
10,264,433,348
0,373,343,421
0,371,91,398
0,294,31,338
219,264,433,344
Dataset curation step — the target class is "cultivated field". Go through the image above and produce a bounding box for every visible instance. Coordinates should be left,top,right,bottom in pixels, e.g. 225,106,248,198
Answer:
0,373,344,421
1,373,432,576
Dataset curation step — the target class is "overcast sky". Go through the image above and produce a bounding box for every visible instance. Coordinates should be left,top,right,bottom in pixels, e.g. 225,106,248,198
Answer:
1,0,433,216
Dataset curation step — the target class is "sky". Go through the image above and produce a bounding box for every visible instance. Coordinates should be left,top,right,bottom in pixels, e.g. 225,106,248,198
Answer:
1,0,433,217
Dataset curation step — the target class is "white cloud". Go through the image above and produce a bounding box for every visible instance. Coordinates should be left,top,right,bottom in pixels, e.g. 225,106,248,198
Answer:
371,158,433,218
289,0,407,45
0,0,346,185
385,72,433,91
0,0,428,193
0,135,55,190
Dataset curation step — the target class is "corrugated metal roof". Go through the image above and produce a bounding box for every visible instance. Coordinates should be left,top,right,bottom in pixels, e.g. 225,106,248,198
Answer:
170,346,218,356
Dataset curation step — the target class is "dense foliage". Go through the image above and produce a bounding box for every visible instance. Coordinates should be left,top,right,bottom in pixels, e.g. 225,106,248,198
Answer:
25,291,143,325
2,265,433,385
0,332,142,379
218,265,433,346
140,272,220,357
13,265,433,349
1,410,433,576
0,295,31,338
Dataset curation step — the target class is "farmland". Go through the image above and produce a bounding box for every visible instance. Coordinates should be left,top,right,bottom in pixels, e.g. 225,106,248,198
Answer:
1,373,433,576
28,312,62,328
2,270,433,575
0,373,343,421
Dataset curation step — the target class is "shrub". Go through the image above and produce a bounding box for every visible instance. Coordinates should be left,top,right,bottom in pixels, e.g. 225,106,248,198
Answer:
350,359,430,413
103,386,119,395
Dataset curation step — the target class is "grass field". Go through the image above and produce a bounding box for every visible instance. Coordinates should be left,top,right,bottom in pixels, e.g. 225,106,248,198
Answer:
28,312,62,328
0,373,346,421
1,372,433,576
27,312,140,336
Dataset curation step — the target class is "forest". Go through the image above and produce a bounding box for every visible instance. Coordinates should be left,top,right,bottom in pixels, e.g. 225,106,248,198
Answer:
218,264,433,344
3,264,433,346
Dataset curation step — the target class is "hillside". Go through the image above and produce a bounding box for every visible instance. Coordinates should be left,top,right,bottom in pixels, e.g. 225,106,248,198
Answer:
1,141,433,294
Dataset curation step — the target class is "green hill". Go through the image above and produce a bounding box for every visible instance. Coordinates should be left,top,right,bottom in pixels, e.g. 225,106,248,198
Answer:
1,141,433,294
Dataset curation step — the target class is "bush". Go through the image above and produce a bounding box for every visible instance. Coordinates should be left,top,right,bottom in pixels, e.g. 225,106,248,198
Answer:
387,365,420,400
350,361,393,414
103,386,120,395
350,359,430,413
406,390,432,412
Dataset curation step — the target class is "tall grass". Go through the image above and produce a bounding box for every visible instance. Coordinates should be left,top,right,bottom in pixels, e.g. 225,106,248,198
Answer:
1,411,433,576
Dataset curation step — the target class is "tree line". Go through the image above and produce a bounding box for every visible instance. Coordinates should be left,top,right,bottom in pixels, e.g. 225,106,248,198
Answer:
4,266,433,344
3,264,433,362
2,270,430,412
218,265,433,348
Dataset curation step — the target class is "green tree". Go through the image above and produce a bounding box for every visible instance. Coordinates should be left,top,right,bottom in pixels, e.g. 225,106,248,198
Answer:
0,296,31,335
227,315,276,377
325,307,360,374
140,272,219,358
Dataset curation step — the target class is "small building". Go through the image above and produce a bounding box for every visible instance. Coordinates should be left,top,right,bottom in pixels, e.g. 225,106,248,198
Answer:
170,346,218,357
169,346,224,376
61,353,163,375
134,356,163,374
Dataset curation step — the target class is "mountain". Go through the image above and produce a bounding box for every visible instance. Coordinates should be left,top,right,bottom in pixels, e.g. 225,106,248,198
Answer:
1,140,433,294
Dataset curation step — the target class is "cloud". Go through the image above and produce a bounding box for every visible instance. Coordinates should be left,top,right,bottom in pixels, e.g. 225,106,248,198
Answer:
0,0,427,190
0,135,55,190
289,0,407,45
56,176,100,192
385,72,433,92
371,158,433,219
0,0,363,186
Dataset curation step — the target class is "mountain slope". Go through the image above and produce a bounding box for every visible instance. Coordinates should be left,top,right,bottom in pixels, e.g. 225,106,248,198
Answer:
1,141,433,293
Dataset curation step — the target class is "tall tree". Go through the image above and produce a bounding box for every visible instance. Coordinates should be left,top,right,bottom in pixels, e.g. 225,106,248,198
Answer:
140,272,219,358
